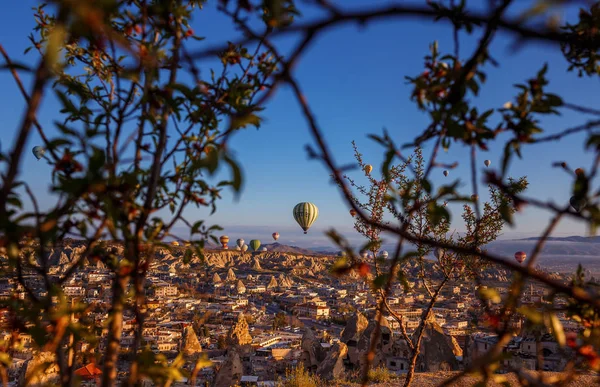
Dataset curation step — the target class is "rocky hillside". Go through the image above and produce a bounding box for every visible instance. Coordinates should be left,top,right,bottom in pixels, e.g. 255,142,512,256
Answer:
2,239,566,284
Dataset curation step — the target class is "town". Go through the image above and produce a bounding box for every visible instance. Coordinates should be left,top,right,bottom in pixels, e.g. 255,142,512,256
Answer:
0,239,578,386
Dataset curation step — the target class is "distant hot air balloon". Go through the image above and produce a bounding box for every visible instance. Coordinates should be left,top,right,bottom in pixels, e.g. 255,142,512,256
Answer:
379,251,389,259
32,146,45,160
260,247,267,252
443,170,449,177
293,202,319,234
249,239,261,252
484,160,491,167
242,244,248,252
360,250,368,259
471,194,478,201
220,235,229,249
237,239,244,248
364,165,373,174
570,196,586,213
272,232,279,241
337,251,346,257
515,251,527,264
350,209,357,217
171,241,179,247
575,168,585,177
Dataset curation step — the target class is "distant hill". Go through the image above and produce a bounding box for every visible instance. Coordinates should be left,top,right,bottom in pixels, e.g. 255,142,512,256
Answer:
260,242,325,255
516,235,600,243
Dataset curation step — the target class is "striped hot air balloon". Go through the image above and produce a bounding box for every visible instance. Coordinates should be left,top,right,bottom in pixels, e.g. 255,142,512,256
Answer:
272,232,279,241
293,202,319,234
220,235,229,249
249,239,261,252
242,244,248,252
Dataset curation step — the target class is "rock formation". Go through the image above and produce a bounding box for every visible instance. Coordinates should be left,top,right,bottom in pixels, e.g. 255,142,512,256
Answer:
412,320,460,371
226,268,236,282
212,272,222,283
316,342,348,381
252,257,262,270
340,311,369,344
212,349,243,387
355,316,393,370
267,276,278,290
181,326,202,357
227,313,253,346
18,351,60,387
300,328,325,371
236,280,246,294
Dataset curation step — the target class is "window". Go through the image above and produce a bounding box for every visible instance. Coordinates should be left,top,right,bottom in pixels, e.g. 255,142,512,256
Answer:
382,333,390,343
390,361,396,367
401,363,404,370
347,340,357,347
484,343,488,350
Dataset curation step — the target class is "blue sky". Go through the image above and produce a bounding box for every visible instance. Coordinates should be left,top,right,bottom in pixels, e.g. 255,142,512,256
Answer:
0,1,597,248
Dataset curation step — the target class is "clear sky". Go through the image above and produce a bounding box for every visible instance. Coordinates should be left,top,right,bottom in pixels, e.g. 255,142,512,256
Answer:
0,1,597,248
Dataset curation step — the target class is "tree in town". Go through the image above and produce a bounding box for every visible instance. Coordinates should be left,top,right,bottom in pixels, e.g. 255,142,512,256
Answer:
336,143,527,385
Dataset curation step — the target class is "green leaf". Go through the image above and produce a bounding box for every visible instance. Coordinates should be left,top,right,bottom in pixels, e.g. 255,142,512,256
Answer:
549,313,566,347
427,202,450,227
230,113,261,130
223,154,243,195
478,287,501,303
372,274,388,289
518,306,544,324
46,24,67,67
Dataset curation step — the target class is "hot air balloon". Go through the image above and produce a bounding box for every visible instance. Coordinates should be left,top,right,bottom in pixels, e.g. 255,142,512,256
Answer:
337,251,346,257
443,170,449,177
364,165,373,174
350,209,357,217
171,241,179,247
484,160,491,167
515,251,526,264
575,168,585,177
220,235,229,249
249,239,261,252
471,194,478,201
272,232,279,241
237,239,244,248
260,247,267,252
293,202,319,234
570,196,587,213
360,250,368,259
379,251,389,259
32,146,45,160
242,244,248,252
